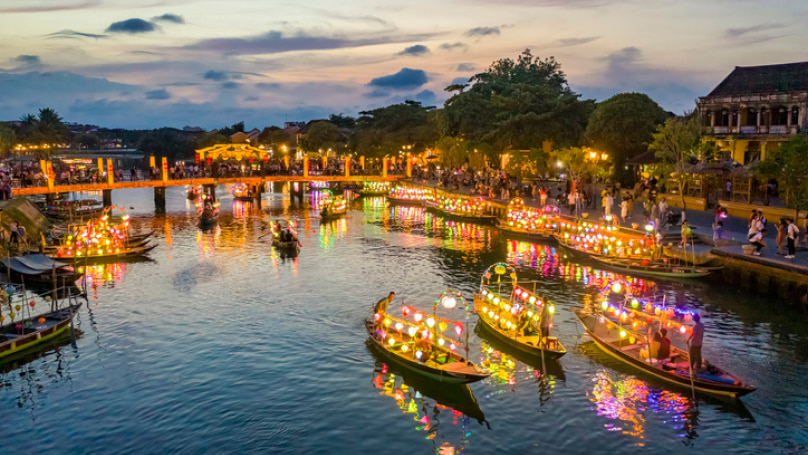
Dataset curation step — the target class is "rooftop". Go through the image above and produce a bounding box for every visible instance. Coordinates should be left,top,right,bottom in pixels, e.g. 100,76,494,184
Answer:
707,62,808,97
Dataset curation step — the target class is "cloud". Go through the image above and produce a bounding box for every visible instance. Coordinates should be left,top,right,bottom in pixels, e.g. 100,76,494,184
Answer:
256,82,281,90
465,26,499,37
46,29,107,40
439,42,468,52
397,45,429,56
0,1,101,13
221,81,241,89
552,36,600,47
455,63,476,72
244,96,260,102
413,90,437,106
184,30,436,55
203,70,228,81
365,88,390,98
451,77,469,86
469,0,613,7
105,18,156,34
151,13,184,24
145,89,170,100
13,55,41,65
725,24,782,39
368,68,428,90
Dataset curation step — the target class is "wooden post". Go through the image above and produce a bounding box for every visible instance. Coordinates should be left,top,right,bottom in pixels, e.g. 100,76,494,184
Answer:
360,156,365,170
304,158,309,178
161,157,168,184
154,187,166,212
406,155,412,178
97,157,104,180
382,157,388,178
149,155,156,169
46,161,54,191
345,156,350,178
106,158,114,186
102,189,112,207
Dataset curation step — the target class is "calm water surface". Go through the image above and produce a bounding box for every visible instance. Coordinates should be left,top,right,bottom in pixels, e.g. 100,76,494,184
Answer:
1,185,806,454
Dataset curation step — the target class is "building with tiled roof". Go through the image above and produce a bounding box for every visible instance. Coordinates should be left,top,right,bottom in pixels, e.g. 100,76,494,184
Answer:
698,62,808,164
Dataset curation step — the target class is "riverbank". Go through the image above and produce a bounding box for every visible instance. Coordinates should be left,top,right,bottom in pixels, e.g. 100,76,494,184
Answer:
399,179,808,304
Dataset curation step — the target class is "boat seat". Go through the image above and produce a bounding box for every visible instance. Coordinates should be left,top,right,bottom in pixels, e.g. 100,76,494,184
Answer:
621,344,642,352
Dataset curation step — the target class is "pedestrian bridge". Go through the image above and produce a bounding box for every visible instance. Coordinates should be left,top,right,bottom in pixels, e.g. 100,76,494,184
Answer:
13,174,402,197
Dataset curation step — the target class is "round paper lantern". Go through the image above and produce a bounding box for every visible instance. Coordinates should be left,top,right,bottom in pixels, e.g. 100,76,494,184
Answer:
441,296,457,310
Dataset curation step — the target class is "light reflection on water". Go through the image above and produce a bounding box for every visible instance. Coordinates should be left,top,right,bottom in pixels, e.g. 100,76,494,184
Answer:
0,186,805,454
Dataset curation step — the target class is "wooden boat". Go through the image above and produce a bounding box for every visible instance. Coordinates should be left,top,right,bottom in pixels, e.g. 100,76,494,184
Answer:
368,354,486,424
474,262,566,360
232,183,255,201
0,303,82,359
320,196,348,220
424,198,496,224
0,254,84,285
271,236,300,255
48,243,157,261
43,200,105,220
387,186,431,206
358,182,391,196
495,219,556,241
589,255,720,279
187,185,202,200
365,319,489,384
574,309,756,398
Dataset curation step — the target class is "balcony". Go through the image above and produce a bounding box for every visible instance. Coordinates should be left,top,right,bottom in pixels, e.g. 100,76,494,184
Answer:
770,125,788,134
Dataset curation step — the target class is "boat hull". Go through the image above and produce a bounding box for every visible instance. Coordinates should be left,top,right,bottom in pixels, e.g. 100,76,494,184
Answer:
425,205,496,225
589,256,715,278
574,310,755,398
476,312,566,360
386,197,425,207
364,319,488,384
495,223,556,242
0,304,81,360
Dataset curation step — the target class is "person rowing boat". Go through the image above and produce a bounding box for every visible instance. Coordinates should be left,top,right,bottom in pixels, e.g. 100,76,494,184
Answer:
373,292,396,332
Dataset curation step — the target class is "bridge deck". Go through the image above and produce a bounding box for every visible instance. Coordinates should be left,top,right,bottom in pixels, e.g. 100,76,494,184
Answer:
13,175,402,196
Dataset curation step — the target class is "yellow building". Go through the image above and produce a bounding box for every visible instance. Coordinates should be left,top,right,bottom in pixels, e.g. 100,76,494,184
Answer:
698,62,808,164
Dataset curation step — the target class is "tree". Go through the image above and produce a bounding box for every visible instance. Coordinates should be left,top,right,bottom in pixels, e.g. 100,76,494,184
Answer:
504,148,549,180
195,130,230,149
443,49,594,162
554,147,604,183
138,128,195,161
586,93,669,184
36,108,69,147
0,124,16,157
350,100,439,158
298,121,344,153
257,126,292,152
328,114,356,130
755,133,808,221
218,121,245,137
650,115,702,218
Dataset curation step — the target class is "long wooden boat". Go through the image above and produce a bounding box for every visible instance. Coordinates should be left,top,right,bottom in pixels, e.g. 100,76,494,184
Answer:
574,309,756,398
552,234,603,259
475,298,567,361
0,254,84,285
358,182,391,196
320,196,348,220
589,255,719,279
368,352,487,423
48,243,157,261
0,303,81,359
387,196,426,206
424,199,496,224
495,219,556,241
365,319,489,384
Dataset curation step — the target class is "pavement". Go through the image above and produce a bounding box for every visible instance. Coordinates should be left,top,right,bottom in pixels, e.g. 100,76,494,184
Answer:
410,178,808,273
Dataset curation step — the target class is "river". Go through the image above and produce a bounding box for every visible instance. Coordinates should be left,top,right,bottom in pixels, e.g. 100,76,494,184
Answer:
0,185,806,454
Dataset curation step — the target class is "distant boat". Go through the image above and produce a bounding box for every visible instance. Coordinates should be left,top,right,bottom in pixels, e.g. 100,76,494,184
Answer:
0,254,83,286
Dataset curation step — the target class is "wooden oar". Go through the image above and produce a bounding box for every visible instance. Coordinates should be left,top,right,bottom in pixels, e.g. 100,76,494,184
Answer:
686,339,698,408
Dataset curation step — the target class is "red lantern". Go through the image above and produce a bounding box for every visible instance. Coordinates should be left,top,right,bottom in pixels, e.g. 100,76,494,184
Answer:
195,153,200,164
684,313,692,322
206,157,212,166
38,317,46,324
29,300,35,308
373,313,382,322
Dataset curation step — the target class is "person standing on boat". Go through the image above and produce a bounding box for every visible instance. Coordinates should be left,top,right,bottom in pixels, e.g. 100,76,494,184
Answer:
687,314,704,371
658,328,671,360
539,302,551,340
374,292,395,315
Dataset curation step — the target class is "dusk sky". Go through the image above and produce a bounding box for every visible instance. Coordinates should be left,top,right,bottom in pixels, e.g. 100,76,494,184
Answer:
1,0,807,129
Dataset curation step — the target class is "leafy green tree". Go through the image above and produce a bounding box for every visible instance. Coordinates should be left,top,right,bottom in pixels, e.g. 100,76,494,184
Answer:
36,108,69,147
299,121,345,153
0,124,17,157
443,49,594,161
650,115,702,218
350,100,439,158
554,146,603,182
195,130,230,149
138,128,195,161
505,148,549,179
585,93,669,184
258,126,292,153
328,114,356,130
755,133,808,221
72,132,100,150
218,121,245,137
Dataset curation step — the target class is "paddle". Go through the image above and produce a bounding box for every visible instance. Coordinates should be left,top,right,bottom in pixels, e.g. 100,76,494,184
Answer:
686,339,698,409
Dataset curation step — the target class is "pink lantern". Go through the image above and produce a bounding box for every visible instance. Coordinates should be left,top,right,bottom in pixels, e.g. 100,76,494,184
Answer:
455,325,463,336
414,313,423,322
449,343,457,351
374,313,382,322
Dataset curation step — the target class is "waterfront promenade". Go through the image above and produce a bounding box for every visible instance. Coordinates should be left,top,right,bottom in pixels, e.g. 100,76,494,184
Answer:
405,178,808,277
